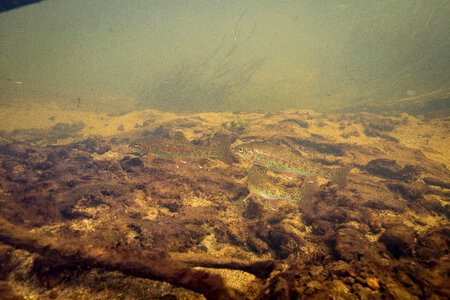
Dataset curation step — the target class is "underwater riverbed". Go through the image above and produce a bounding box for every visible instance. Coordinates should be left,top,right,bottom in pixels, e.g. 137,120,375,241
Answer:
0,101,449,299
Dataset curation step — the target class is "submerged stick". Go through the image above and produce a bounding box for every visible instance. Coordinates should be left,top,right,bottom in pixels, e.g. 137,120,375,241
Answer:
170,252,278,279
0,219,236,300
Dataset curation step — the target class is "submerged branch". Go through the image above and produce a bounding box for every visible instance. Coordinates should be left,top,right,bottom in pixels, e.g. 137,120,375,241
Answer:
170,252,278,279
0,218,237,300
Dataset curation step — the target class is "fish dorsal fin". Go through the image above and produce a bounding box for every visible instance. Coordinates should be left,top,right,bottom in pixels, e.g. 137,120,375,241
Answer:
174,131,189,143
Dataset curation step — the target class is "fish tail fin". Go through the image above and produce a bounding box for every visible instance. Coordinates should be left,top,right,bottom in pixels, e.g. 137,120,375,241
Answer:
211,136,233,165
329,165,353,188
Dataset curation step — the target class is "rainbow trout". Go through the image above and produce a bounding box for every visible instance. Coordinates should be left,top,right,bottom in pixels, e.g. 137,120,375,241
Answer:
236,142,351,188
244,165,318,209
133,131,232,167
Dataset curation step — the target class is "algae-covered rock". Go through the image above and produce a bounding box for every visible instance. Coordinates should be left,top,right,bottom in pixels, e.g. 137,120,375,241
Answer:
220,119,248,131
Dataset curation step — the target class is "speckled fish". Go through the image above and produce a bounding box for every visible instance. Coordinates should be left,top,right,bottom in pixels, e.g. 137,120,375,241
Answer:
235,142,351,188
244,165,318,209
132,131,232,167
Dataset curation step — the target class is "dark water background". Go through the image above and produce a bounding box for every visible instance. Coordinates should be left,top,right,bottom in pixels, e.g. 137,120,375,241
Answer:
0,0,449,113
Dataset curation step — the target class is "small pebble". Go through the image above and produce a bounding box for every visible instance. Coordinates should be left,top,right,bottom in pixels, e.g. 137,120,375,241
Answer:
366,277,380,290
343,277,355,285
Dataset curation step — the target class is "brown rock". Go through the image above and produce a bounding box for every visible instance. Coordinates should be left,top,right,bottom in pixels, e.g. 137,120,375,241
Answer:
366,158,402,178
415,225,450,261
0,282,23,300
267,224,302,259
0,142,34,159
384,181,424,202
331,228,374,261
247,236,269,254
365,159,421,182
305,280,323,295
420,196,443,213
378,225,416,258
363,197,407,213
158,198,181,212
383,283,418,300
243,198,264,219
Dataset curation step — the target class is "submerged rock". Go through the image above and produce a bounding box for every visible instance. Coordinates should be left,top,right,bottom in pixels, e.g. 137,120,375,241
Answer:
331,228,376,262
378,225,416,259
365,158,421,182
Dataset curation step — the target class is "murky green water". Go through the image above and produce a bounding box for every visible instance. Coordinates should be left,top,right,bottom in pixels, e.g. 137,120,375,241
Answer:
1,0,448,113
